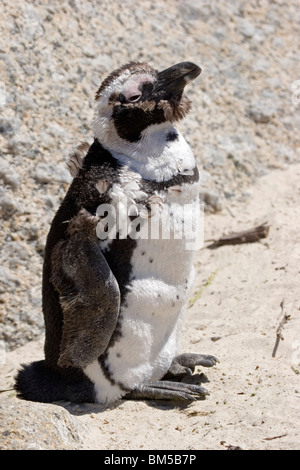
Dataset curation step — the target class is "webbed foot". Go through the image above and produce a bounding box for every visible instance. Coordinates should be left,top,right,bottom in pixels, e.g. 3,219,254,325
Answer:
163,353,219,381
125,380,209,402
124,354,218,403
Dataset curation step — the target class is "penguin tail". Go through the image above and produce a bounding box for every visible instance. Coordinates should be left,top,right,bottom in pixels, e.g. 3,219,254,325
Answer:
14,360,95,404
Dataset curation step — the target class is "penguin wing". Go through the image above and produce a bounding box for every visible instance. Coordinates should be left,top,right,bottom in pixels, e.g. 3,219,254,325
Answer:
50,209,120,369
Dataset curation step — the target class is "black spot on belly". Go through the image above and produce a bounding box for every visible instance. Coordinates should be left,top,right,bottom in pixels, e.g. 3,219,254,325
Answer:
166,131,179,142
149,258,153,263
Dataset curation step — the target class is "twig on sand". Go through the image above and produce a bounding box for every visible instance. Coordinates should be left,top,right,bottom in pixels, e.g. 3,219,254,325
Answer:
272,299,291,358
264,433,288,441
207,222,269,249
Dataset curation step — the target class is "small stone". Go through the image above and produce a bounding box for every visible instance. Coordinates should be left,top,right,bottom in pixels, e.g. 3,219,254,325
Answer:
238,21,256,38
0,195,20,219
82,45,96,58
0,118,14,135
34,163,52,183
41,195,59,208
246,102,275,124
34,163,72,184
200,190,222,212
0,160,21,189
52,164,72,184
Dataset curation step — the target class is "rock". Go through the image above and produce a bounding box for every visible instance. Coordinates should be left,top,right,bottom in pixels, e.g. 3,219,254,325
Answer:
0,398,85,450
179,1,213,22
253,58,269,73
34,163,72,184
200,190,223,212
53,164,72,184
0,159,21,188
92,54,114,75
34,163,51,184
0,118,14,135
41,194,60,208
0,82,6,107
0,195,20,219
0,267,21,293
238,21,256,38
6,133,33,156
0,341,6,365
202,144,226,169
246,102,276,124
82,45,96,58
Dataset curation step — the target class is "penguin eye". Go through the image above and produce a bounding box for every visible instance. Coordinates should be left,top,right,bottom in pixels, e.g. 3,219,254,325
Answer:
127,94,142,103
118,92,142,104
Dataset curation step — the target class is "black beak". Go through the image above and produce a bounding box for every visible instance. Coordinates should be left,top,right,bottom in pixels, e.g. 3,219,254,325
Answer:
153,62,201,99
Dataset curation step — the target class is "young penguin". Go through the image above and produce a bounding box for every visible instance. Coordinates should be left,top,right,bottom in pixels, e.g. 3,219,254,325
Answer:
15,61,218,404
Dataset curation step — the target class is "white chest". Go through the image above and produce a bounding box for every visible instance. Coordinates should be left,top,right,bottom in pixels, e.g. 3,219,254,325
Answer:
110,125,196,182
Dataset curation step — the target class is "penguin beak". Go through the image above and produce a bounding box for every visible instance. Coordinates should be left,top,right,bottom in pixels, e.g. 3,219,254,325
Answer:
153,62,201,100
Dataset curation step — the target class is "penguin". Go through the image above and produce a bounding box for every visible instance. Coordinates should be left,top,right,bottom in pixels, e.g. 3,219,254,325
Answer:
15,61,218,405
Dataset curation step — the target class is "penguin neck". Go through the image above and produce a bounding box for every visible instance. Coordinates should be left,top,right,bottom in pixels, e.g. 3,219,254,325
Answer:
96,122,196,182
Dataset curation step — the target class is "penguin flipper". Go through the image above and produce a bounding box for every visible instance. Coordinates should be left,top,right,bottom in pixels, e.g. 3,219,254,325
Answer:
50,209,120,369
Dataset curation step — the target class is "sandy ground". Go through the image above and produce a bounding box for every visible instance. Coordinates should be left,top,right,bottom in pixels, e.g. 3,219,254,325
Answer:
1,163,299,450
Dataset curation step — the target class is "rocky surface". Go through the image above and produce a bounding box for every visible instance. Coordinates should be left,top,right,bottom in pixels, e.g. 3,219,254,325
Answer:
0,398,85,450
0,0,299,450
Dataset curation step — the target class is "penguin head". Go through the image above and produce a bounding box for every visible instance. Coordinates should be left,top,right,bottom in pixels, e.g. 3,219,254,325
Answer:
92,61,201,150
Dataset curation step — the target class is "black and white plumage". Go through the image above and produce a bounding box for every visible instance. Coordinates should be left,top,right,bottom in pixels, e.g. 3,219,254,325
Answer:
15,61,218,404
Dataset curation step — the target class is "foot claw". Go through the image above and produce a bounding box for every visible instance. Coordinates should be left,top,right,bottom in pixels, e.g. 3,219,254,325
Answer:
126,380,209,402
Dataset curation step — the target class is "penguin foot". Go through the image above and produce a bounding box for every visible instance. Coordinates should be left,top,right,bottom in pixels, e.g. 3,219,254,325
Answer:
125,380,209,402
163,353,219,381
